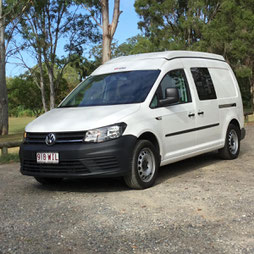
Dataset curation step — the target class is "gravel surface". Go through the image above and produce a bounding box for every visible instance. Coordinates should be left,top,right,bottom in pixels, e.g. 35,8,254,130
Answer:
0,124,254,254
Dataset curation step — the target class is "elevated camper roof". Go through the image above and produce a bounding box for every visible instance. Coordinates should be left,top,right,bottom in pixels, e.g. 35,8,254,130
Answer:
91,51,225,76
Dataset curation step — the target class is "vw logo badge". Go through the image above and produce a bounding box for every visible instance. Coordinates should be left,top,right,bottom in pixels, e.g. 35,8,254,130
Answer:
45,133,56,146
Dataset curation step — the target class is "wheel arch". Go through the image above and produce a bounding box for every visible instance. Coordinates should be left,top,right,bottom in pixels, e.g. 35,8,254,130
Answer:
138,132,161,159
221,118,241,145
229,119,241,131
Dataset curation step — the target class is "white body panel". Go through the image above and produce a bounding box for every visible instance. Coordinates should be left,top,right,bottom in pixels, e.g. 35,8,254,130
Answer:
26,104,140,132
26,51,244,168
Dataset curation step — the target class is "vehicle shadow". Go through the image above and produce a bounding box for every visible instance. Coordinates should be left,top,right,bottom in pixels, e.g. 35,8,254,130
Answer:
34,177,129,193
156,151,221,185
33,151,221,193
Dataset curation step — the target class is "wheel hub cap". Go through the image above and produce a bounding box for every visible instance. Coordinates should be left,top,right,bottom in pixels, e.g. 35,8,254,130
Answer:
137,148,155,182
228,129,239,155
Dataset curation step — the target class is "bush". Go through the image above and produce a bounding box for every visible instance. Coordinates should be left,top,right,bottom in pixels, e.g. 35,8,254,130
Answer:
7,77,43,117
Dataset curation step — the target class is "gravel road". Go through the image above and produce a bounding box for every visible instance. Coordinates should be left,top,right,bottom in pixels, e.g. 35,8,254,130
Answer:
0,124,254,254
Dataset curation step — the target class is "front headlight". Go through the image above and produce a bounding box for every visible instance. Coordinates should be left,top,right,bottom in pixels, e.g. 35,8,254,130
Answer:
84,123,127,143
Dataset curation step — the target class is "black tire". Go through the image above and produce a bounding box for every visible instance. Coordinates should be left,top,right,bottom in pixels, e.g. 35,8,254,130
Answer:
124,140,160,189
219,124,240,160
34,177,63,185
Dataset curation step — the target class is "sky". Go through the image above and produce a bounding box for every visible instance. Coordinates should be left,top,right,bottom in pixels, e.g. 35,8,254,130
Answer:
6,0,140,77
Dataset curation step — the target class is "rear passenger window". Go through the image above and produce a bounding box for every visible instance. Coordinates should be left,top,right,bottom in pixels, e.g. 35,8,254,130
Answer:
191,68,217,100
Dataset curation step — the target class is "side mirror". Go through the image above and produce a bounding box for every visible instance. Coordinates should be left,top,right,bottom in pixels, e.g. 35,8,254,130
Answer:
159,88,179,107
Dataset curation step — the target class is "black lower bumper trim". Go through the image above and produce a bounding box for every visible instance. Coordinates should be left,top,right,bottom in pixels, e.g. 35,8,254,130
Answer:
20,135,137,178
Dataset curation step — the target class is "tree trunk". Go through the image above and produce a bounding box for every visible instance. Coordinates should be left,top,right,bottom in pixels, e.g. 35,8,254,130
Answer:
101,0,110,63
101,0,121,64
38,53,47,112
102,33,112,64
48,66,55,109
251,76,254,109
0,0,8,135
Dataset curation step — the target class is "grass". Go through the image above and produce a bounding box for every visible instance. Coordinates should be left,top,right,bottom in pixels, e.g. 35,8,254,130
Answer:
0,117,35,143
0,153,20,164
9,117,35,134
248,114,254,122
0,117,35,163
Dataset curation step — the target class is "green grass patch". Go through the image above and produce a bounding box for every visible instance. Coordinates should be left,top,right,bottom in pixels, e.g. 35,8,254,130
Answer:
0,117,34,163
248,114,254,122
0,133,23,142
9,117,35,134
0,153,19,164
0,117,35,143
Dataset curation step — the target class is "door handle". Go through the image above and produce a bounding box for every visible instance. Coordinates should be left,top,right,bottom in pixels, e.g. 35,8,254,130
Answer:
188,113,195,117
198,111,204,115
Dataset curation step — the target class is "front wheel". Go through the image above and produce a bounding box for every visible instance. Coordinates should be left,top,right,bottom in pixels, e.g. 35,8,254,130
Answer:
124,140,160,189
219,124,240,160
34,177,63,185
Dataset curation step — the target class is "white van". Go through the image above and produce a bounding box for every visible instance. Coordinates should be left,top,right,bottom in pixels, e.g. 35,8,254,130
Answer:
20,51,246,189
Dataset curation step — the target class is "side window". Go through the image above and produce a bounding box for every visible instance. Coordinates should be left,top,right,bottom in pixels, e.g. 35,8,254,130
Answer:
151,69,191,107
191,68,217,100
150,69,192,108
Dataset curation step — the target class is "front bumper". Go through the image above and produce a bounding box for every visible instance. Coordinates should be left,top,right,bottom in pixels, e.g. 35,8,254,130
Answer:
20,135,137,178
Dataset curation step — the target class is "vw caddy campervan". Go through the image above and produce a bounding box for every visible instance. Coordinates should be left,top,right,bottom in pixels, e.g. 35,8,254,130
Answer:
20,51,246,189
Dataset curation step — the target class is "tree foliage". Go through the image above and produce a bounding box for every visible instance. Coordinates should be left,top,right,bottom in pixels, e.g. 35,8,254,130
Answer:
0,0,32,135
7,76,43,117
114,35,156,57
17,0,100,110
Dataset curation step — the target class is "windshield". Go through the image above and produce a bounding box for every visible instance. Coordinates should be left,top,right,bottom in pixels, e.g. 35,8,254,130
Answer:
59,70,160,107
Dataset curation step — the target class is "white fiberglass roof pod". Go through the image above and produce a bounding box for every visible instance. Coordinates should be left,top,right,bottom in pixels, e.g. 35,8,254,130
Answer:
91,51,225,76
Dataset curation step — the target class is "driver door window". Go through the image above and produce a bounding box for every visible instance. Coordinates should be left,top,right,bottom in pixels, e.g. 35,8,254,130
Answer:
151,69,192,108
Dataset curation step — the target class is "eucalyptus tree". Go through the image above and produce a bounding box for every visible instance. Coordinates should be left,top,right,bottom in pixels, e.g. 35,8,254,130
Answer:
0,0,31,135
18,0,100,110
135,0,222,50
0,0,7,134
80,0,122,63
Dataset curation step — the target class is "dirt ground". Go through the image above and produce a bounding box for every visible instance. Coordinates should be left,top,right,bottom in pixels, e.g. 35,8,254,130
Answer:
0,124,254,254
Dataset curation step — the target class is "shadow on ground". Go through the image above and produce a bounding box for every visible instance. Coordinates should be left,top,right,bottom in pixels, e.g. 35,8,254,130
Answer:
157,151,221,184
32,151,221,193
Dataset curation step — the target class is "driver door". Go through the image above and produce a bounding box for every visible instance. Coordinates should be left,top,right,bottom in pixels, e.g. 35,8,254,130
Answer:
151,67,197,161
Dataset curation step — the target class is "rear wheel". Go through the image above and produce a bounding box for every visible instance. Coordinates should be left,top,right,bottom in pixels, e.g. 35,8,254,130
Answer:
34,177,63,185
124,140,160,189
219,124,240,160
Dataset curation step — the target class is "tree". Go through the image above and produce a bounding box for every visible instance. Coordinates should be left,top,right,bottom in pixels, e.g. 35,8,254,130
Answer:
100,0,121,63
7,76,43,117
135,0,222,50
0,0,8,135
18,0,100,110
114,35,156,57
69,55,98,82
0,0,31,135
81,0,122,63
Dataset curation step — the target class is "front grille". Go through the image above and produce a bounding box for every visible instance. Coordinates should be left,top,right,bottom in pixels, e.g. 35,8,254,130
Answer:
23,160,90,174
22,156,120,175
25,132,85,144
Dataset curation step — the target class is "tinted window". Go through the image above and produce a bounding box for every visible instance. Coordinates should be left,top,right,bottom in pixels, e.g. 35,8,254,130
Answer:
59,70,160,107
150,69,191,108
191,68,217,100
